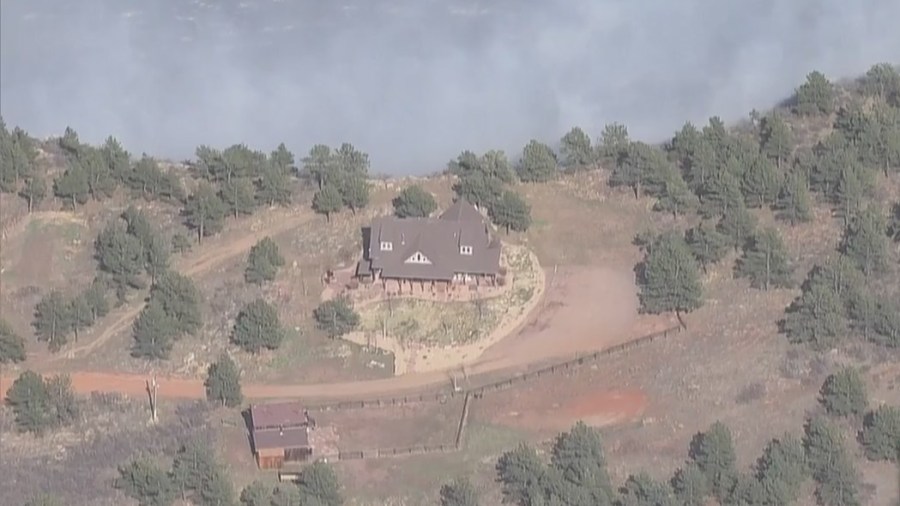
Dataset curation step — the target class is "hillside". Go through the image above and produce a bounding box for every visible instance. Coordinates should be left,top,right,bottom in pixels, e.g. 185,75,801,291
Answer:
1,64,899,506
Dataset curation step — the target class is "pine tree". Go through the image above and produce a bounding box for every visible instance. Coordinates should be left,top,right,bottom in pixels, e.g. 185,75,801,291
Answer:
618,473,674,506
841,206,890,278
231,298,285,353
819,367,868,417
115,457,176,506
171,439,217,498
440,476,480,506
392,185,438,218
755,434,808,506
685,221,730,271
256,163,292,206
53,164,90,209
598,122,631,162
671,463,708,506
312,185,343,222
132,301,176,359
518,139,558,182
95,221,146,292
700,170,743,218
0,318,26,363
775,172,813,225
759,114,793,168
172,232,193,254
314,296,360,339
452,172,503,211
69,296,93,342
296,461,343,506
559,127,595,169
200,466,237,506
496,444,547,505
781,280,845,348
741,155,781,207
717,202,757,250
338,174,370,213
795,71,835,116
240,480,273,506
184,182,227,243
735,227,794,290
303,144,335,189
151,271,202,336
101,136,132,183
84,278,110,321
803,416,861,506
550,422,613,498
5,370,53,434
33,291,73,352
20,176,46,212
245,237,285,285
860,405,900,462
654,169,698,218
220,177,257,218
638,232,703,317
489,190,532,233
205,353,243,407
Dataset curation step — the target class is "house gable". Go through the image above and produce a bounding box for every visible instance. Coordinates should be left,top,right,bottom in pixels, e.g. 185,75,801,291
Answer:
404,251,432,264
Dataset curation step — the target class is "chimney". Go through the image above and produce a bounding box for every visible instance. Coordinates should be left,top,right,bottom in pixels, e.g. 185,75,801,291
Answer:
400,232,405,245
279,425,284,437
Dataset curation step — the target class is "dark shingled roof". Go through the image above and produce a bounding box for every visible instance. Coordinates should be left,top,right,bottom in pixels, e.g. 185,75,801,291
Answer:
250,401,306,430
252,426,310,451
363,200,501,281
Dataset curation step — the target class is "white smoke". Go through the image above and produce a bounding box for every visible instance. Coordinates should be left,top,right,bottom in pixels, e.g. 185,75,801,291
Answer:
2,0,899,174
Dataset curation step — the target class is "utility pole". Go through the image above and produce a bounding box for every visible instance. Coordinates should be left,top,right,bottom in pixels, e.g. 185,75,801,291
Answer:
146,375,159,423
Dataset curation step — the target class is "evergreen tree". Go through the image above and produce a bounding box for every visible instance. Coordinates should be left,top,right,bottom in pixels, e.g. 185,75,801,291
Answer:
735,227,794,290
171,439,218,498
270,143,295,173
670,463,708,506
841,206,890,278
559,126,595,169
700,170,743,218
689,422,738,503
33,291,73,352
296,461,343,506
0,318,26,363
755,435,807,506
392,185,438,218
668,122,702,171
84,278,110,321
101,136,132,183
20,176,46,212
45,373,79,427
795,71,835,116
256,162,292,206
496,444,547,505
489,190,532,233
775,172,813,226
79,146,118,200
312,185,343,222
452,171,504,211
245,237,285,285
172,232,193,254
333,142,371,180
781,280,845,348
205,353,243,408
240,480,273,506
819,367,868,417
338,174,370,213
638,232,703,317
114,457,176,506
95,221,146,293
618,473,674,506
231,298,285,353
151,270,202,336
314,296,360,339
58,126,83,159
440,476,480,506
69,296,94,341
518,139,558,182
834,166,868,225
200,467,237,506
717,201,757,250
303,144,336,189
550,422,613,500
759,114,793,168
685,221,730,272
4,370,53,435
860,405,900,462
803,416,861,506
220,177,257,218
610,142,668,199
184,182,227,243
132,301,176,359
653,169,698,218
741,155,781,207
53,164,90,209
597,122,631,162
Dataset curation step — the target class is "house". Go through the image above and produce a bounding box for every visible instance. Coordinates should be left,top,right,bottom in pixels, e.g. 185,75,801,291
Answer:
355,199,502,292
249,401,314,469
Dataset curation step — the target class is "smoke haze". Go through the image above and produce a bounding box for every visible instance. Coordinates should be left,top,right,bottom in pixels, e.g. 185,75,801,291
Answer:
2,0,899,174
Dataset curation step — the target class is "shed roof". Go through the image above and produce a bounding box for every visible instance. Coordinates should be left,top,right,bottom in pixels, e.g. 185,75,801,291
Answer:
250,401,306,429
252,426,310,451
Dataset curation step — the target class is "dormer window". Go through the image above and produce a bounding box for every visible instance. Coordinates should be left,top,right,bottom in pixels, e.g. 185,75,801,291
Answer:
380,241,393,251
405,251,431,264
460,245,473,255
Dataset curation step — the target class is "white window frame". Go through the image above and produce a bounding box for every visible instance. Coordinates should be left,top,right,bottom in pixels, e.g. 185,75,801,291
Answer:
405,251,431,264
380,241,393,251
460,245,473,255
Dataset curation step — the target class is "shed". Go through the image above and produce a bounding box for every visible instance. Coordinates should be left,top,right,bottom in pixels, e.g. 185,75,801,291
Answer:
249,401,314,469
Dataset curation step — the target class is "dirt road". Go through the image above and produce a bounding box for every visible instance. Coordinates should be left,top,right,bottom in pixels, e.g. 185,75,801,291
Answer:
53,207,317,360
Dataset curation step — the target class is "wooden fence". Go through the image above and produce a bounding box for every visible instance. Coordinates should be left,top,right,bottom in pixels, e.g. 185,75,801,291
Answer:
276,323,683,473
